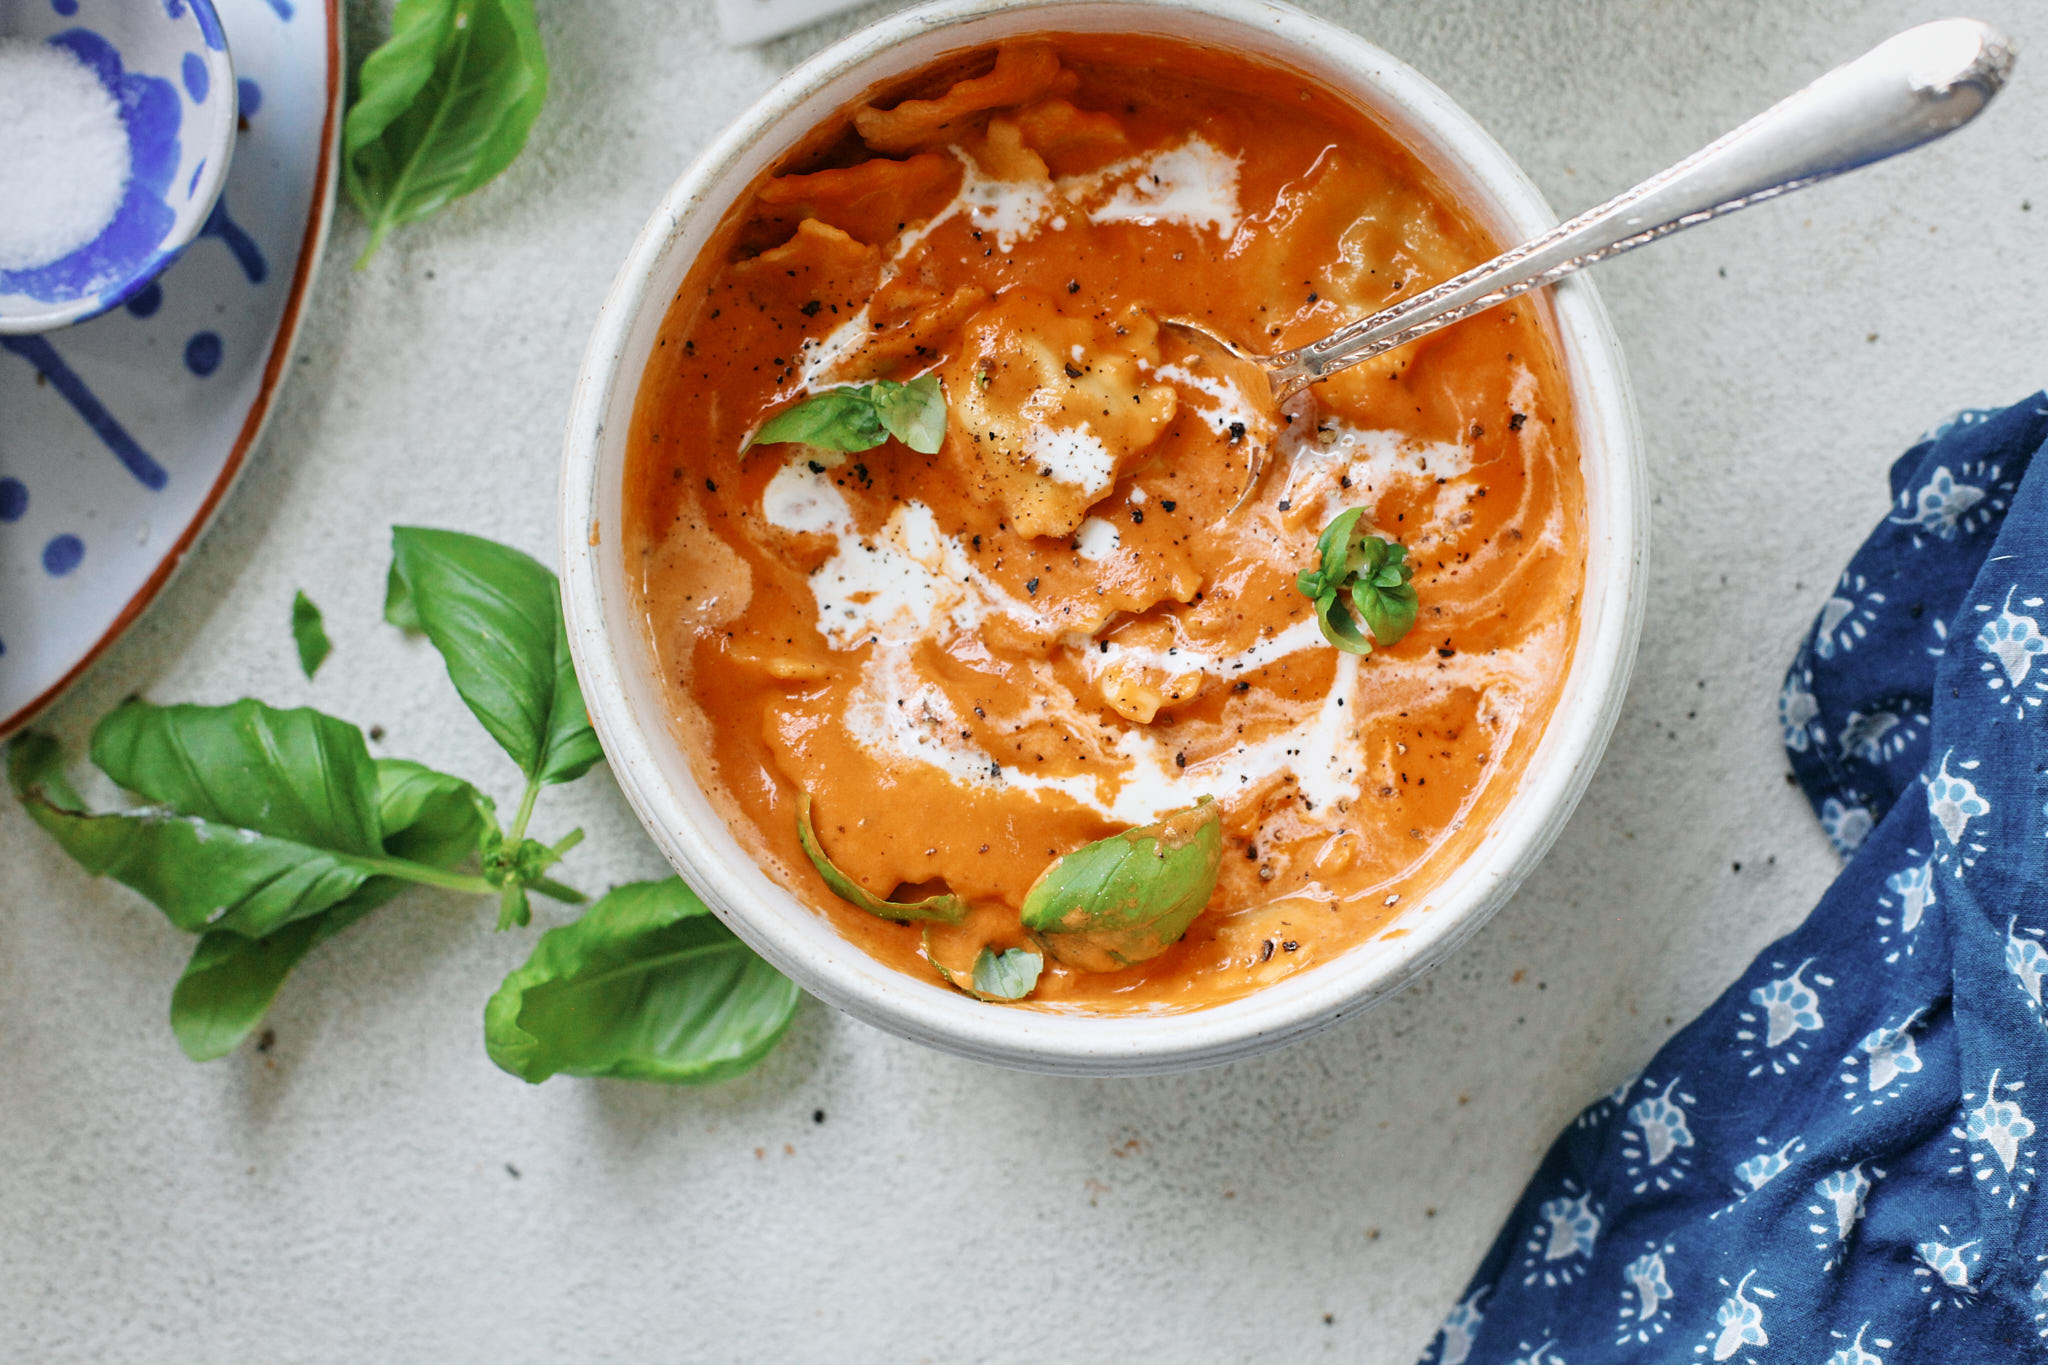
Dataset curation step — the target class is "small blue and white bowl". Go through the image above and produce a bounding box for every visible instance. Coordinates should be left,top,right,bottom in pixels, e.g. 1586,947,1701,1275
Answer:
0,0,236,335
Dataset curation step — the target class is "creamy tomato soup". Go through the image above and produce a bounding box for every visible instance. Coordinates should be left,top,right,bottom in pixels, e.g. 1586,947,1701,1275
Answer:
624,34,1585,1012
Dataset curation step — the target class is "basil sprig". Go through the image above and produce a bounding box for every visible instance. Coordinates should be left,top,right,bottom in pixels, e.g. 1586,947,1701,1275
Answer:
291,590,331,678
9,704,519,1060
745,376,947,456
343,0,549,266
1021,798,1223,973
796,794,967,924
486,877,803,1084
387,526,602,928
1295,508,1419,655
10,529,805,1084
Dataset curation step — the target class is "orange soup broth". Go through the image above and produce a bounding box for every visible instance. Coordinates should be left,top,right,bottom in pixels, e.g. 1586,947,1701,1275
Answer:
624,33,1586,1013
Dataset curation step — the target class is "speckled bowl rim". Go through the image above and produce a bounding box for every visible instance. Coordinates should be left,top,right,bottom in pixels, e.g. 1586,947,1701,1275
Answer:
0,0,240,335
561,0,1647,1076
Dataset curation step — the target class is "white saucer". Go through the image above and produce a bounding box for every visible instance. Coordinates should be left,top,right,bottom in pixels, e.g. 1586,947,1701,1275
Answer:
0,0,341,735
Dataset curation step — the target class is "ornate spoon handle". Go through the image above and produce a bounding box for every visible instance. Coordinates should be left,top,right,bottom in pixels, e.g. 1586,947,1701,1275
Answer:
1266,19,2015,401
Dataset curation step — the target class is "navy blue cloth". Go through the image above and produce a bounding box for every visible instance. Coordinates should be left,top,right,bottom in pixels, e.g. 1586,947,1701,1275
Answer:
1422,394,2048,1365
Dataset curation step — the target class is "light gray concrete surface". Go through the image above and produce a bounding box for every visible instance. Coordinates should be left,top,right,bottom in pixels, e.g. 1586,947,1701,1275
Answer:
2,0,2043,1360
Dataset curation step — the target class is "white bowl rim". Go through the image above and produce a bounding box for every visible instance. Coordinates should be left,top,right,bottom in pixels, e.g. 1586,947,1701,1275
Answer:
0,0,239,334
560,0,1647,1076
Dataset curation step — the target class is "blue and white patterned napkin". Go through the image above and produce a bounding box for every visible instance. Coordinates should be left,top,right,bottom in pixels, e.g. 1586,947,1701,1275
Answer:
1423,393,2048,1365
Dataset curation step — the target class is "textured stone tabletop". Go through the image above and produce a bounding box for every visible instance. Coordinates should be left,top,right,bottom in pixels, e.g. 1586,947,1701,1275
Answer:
3,1,2044,1359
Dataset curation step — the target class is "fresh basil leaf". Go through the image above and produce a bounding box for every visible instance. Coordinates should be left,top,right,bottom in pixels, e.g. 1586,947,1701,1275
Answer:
10,727,494,1064
747,377,947,456
795,793,968,925
1315,589,1373,655
1348,536,1417,648
871,376,947,455
748,388,885,453
171,896,384,1062
971,946,1042,1000
373,757,496,866
386,527,602,786
1313,507,1366,583
8,706,500,944
167,756,496,1061
485,877,802,1084
9,709,384,938
93,698,385,855
920,927,1016,1003
1020,797,1222,972
8,730,82,808
1295,508,1357,608
1354,576,1419,647
342,0,549,266
291,590,332,679
12,775,376,938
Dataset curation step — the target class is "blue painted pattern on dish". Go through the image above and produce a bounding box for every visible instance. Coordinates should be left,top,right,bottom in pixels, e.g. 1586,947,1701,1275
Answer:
123,281,164,317
0,0,332,733
182,330,222,376
159,0,223,50
41,535,84,577
0,336,168,490
199,197,267,283
1421,395,2048,1365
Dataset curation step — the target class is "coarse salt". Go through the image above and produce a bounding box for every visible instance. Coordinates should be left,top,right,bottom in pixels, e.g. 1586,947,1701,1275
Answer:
0,40,131,272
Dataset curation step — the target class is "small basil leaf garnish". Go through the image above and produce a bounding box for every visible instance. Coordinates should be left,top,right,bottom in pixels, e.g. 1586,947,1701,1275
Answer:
796,793,968,925
1294,508,1419,656
748,387,885,452
971,946,1043,1000
1020,797,1222,973
746,376,946,456
871,375,948,453
342,0,549,266
484,877,803,1084
386,527,603,786
291,590,332,679
920,929,1042,1002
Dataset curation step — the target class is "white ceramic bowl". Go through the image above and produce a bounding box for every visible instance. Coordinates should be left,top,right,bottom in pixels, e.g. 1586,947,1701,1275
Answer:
561,0,1646,1075
0,0,237,334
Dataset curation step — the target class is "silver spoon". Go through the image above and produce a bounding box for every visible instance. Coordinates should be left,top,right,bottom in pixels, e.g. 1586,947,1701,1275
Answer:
1180,18,2014,500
